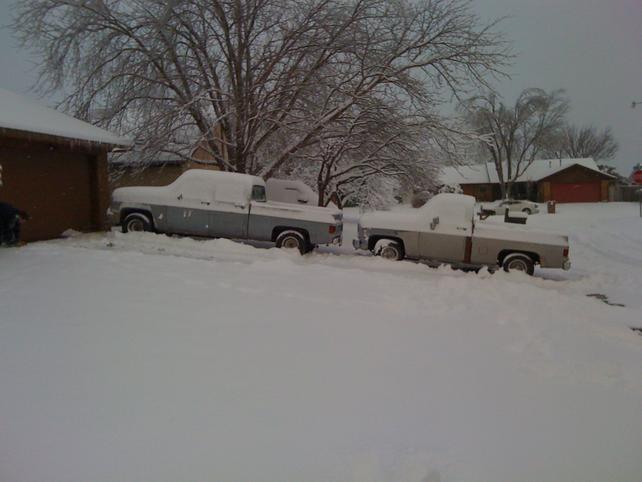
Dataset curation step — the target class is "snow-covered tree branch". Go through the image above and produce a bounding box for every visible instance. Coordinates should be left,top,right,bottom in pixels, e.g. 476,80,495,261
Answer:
14,0,509,185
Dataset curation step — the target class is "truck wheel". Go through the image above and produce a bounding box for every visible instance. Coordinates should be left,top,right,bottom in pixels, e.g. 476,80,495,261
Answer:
379,242,404,261
276,231,307,254
522,208,532,215
122,213,153,233
502,253,534,275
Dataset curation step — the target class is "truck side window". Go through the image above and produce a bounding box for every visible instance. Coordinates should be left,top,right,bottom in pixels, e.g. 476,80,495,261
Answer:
251,185,267,202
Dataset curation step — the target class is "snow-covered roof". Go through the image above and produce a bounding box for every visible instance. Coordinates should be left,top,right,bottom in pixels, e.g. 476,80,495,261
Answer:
0,88,132,147
110,144,194,166
440,158,612,185
439,164,491,185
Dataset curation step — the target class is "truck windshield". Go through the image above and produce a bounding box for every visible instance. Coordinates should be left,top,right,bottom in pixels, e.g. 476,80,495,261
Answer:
251,185,267,202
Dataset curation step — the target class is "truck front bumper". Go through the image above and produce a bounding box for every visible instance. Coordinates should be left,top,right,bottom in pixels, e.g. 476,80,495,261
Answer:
353,237,368,250
352,224,369,251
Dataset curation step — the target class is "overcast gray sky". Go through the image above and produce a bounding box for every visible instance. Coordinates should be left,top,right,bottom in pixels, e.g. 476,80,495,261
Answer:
1,0,640,174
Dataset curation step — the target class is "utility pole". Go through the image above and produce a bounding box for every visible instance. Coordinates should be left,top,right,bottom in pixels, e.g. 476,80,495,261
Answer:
633,102,642,216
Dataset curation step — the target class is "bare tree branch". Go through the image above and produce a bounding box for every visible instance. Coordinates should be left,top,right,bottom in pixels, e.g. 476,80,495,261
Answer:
459,88,569,198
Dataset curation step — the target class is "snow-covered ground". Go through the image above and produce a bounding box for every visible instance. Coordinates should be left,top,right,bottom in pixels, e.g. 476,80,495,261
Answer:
1,202,641,482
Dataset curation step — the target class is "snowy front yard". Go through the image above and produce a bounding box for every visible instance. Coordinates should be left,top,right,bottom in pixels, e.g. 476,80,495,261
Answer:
1,203,641,482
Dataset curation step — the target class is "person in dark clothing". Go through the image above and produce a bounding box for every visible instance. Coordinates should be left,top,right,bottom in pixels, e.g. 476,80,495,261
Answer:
0,202,30,246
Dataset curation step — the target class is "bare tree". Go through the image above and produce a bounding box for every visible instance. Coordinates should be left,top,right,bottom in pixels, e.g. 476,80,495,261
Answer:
545,124,618,162
277,85,457,206
14,0,508,179
460,88,569,198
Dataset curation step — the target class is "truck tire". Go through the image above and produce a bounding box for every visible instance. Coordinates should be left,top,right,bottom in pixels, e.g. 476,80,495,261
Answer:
502,253,534,275
379,242,404,261
275,231,308,254
122,212,153,233
522,208,532,215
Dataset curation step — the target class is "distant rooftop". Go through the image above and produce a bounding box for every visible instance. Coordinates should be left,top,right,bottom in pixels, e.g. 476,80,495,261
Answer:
0,87,132,147
440,158,612,185
110,144,193,166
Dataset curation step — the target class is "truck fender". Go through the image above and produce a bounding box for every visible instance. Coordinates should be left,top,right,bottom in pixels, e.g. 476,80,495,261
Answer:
120,205,155,225
498,249,540,265
271,226,310,243
368,235,405,254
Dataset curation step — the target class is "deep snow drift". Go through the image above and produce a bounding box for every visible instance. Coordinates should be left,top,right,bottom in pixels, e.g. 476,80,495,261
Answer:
1,202,641,482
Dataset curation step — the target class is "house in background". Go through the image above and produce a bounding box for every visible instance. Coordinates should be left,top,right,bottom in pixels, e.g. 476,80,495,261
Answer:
0,88,131,241
440,158,615,203
109,143,219,189
110,123,230,188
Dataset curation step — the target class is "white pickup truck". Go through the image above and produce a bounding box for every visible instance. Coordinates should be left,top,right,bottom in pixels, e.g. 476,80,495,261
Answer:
110,170,342,253
354,193,570,275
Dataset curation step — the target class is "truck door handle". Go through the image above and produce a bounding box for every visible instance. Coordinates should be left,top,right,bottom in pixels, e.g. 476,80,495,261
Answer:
234,203,246,209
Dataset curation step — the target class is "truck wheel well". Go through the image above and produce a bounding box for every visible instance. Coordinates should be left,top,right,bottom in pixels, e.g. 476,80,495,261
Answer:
272,226,310,243
368,235,405,253
121,208,154,229
498,249,540,265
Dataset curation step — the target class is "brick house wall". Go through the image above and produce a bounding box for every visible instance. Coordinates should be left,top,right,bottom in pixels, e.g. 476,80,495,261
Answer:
537,165,612,202
0,133,111,242
461,183,498,202
459,165,613,203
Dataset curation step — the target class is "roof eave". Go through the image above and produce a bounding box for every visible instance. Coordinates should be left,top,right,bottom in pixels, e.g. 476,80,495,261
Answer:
536,163,615,182
0,126,133,150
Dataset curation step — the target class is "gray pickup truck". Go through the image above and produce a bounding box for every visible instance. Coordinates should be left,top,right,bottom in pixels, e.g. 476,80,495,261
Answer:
354,193,570,275
110,169,342,253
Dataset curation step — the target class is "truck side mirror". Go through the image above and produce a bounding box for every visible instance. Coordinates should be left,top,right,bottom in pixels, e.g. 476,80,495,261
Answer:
430,216,439,230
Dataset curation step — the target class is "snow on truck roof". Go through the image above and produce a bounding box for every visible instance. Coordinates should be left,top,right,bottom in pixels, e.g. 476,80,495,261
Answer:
0,87,132,147
173,169,265,187
424,193,476,219
440,158,611,185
